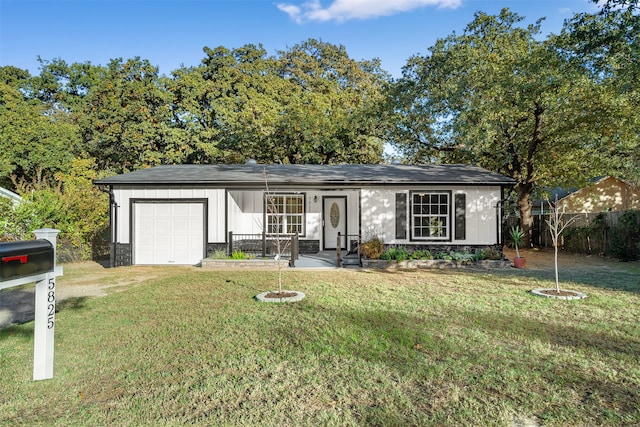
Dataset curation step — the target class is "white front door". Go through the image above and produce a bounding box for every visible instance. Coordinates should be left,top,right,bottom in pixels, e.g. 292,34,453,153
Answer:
134,202,205,265
323,197,347,250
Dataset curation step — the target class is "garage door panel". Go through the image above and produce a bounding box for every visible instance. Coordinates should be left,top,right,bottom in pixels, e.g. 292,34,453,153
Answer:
138,218,156,231
173,235,191,248
138,204,156,215
134,202,205,265
172,220,189,233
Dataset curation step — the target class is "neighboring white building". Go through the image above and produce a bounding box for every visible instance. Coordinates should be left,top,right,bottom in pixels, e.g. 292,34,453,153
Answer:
95,164,515,266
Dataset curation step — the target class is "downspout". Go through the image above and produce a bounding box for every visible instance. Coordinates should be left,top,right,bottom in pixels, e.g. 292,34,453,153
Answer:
496,191,510,250
98,185,117,268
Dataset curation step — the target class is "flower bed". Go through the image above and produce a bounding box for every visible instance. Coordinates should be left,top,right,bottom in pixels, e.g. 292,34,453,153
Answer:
361,259,510,270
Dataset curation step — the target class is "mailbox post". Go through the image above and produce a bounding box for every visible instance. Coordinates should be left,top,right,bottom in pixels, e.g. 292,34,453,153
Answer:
33,228,61,380
0,228,63,381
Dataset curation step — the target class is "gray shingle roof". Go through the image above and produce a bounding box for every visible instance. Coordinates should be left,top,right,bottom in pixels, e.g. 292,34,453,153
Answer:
95,164,515,187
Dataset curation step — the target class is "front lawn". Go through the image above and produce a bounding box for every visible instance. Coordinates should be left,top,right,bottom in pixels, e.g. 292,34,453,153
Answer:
1,259,639,426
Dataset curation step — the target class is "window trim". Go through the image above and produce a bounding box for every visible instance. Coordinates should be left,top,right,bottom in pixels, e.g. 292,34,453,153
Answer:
409,190,452,242
264,192,306,237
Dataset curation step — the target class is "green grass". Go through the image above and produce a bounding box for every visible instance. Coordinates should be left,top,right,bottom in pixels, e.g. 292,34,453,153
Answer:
1,260,639,426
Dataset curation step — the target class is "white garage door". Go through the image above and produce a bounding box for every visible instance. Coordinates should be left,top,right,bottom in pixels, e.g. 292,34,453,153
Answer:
134,202,205,265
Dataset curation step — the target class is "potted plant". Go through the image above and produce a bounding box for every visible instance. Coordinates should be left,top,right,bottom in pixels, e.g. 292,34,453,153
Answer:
509,225,526,268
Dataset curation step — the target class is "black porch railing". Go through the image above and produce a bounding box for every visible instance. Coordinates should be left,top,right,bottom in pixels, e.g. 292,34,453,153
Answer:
228,231,299,266
336,232,362,267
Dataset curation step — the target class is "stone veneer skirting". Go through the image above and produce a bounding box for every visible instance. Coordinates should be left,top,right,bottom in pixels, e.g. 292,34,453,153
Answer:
114,243,132,267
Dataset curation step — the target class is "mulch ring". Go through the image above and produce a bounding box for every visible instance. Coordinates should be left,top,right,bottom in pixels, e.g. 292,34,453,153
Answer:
530,288,587,300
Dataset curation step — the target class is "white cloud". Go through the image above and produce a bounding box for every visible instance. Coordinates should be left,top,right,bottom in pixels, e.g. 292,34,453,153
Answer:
277,0,462,23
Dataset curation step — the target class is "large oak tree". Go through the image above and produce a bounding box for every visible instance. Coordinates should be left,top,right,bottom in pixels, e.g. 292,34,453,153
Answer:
388,9,631,242
170,39,388,165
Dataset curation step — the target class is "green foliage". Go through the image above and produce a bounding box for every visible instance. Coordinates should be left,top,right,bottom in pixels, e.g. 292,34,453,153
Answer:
230,250,249,260
388,8,637,240
0,158,108,261
609,210,640,261
361,236,384,259
448,251,478,262
557,10,640,185
509,226,526,255
380,246,408,261
434,252,453,261
208,249,254,260
480,247,503,261
209,249,228,260
0,79,79,187
167,40,388,166
409,249,433,260
79,58,182,174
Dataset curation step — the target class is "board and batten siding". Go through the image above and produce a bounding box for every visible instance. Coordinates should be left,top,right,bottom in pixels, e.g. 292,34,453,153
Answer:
361,186,501,245
112,186,226,243
227,189,359,243
227,191,263,235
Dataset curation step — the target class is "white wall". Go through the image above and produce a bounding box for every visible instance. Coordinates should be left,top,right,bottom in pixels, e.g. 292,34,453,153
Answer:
226,189,359,244
113,185,501,247
113,186,226,243
361,186,501,245
227,190,263,235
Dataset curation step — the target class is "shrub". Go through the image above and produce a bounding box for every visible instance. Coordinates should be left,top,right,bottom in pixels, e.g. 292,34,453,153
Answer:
0,159,109,261
609,210,640,261
434,252,453,261
480,247,503,260
231,250,249,260
395,246,408,262
410,249,433,260
210,249,228,259
380,246,408,261
380,247,394,261
361,236,384,259
449,251,476,262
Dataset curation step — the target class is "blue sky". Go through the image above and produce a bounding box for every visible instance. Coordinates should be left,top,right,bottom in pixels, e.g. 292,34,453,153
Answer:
0,0,598,78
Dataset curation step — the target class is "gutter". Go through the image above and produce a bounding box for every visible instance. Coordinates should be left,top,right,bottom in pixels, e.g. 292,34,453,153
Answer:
97,185,118,268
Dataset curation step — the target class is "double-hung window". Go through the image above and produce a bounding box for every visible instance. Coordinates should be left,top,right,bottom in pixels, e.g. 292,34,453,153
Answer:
266,194,305,235
411,191,450,240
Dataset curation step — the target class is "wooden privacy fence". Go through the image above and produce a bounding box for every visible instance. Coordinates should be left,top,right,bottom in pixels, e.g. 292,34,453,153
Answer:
506,210,638,255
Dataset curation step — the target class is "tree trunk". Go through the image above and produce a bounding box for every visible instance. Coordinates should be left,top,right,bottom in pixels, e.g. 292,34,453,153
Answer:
516,183,534,248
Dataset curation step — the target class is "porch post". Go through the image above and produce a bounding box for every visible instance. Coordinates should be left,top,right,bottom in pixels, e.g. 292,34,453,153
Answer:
336,232,341,267
290,233,298,267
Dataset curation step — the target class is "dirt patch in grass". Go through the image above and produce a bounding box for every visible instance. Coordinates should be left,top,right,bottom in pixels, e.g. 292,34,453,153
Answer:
0,262,192,329
504,248,630,271
504,248,639,293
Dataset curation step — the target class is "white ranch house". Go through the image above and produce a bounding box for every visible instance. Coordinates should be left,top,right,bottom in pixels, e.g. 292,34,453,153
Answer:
95,164,515,266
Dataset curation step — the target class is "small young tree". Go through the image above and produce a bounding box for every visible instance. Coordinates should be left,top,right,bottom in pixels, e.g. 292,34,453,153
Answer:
263,168,291,295
545,197,581,292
